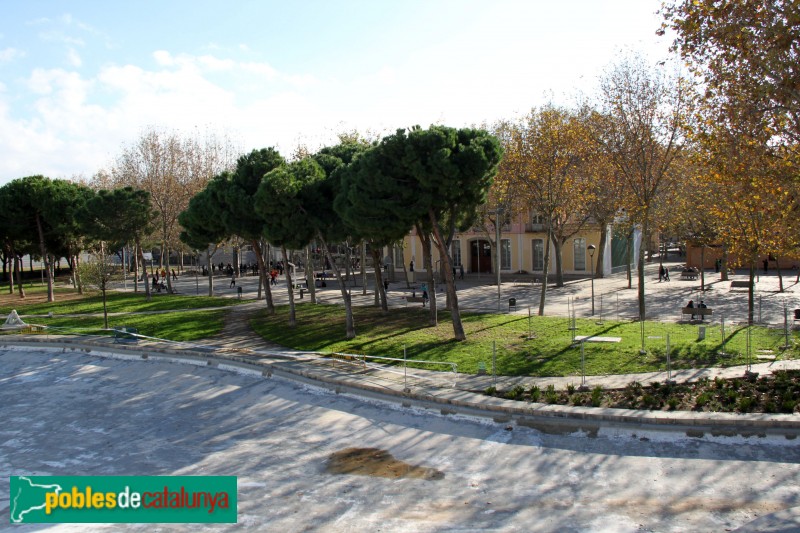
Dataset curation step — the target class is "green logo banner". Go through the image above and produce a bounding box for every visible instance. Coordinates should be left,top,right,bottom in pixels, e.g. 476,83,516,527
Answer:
9,476,237,523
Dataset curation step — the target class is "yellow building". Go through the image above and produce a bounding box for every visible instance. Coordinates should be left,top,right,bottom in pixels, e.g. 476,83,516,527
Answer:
394,211,639,279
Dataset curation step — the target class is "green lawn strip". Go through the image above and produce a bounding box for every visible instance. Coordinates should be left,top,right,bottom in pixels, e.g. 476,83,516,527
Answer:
1,290,246,316
249,303,800,376
23,309,226,342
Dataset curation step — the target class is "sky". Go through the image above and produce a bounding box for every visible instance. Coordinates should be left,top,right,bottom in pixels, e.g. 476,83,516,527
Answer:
0,1,674,185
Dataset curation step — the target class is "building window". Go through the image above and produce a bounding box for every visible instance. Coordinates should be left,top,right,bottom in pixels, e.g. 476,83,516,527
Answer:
451,240,462,267
532,239,544,271
574,238,586,271
393,245,403,267
527,212,546,232
501,239,511,270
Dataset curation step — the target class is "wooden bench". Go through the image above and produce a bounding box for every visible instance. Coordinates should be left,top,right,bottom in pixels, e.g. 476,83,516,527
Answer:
405,296,427,306
681,307,713,320
679,272,698,281
730,280,751,289
292,282,308,290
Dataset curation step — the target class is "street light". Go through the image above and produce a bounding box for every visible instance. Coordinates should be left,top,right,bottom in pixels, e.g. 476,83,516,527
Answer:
587,244,596,316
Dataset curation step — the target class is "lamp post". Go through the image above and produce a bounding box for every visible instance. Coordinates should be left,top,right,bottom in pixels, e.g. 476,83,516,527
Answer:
588,244,596,316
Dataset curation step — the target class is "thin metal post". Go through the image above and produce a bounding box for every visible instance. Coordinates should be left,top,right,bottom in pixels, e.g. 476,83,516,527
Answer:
598,293,603,324
404,345,409,392
580,340,586,387
492,340,497,388
528,306,532,339
666,333,672,382
784,302,790,349
746,326,752,372
640,319,646,355
759,295,762,324
123,246,127,291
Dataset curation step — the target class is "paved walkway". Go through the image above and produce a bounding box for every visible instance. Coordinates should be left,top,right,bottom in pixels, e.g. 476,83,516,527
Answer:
129,257,800,324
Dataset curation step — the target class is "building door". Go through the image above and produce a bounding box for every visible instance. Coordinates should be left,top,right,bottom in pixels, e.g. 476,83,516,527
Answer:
470,240,492,273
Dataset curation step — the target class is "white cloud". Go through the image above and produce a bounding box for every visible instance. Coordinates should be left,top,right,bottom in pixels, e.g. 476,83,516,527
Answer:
67,48,82,67
0,47,24,63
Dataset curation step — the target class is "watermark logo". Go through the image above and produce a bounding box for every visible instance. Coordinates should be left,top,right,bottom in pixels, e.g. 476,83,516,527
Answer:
10,476,237,523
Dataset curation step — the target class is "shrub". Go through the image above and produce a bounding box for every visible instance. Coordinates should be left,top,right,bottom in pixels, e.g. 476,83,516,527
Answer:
590,386,603,407
695,392,712,409
642,394,660,409
567,383,576,394
505,385,526,400
781,399,797,413
529,384,541,402
485,386,497,396
737,396,754,412
545,384,558,404
667,397,679,410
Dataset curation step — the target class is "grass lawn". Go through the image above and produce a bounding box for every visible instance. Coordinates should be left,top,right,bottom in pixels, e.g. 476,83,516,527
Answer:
0,286,245,316
250,303,800,377
25,310,227,342
0,283,235,342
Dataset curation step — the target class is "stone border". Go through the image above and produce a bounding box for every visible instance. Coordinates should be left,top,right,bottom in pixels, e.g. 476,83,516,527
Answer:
2,336,798,439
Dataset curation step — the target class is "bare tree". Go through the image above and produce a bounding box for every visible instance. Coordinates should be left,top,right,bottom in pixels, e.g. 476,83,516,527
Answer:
595,55,689,321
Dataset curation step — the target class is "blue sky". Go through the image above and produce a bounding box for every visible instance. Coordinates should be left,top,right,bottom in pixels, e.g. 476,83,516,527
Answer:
0,1,673,184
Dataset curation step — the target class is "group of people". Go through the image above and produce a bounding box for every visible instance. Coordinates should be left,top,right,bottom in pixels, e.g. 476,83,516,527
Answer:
685,299,708,319
658,264,671,282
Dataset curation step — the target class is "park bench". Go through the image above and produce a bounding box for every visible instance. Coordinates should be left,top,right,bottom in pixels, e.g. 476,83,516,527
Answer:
681,307,713,321
113,326,139,344
679,271,698,281
292,282,308,290
405,295,427,306
730,280,751,289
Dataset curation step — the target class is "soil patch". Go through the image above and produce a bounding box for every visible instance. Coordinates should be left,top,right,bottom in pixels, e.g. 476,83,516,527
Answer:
326,448,444,480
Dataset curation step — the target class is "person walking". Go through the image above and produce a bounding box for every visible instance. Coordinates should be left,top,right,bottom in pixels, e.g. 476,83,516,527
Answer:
230,273,236,288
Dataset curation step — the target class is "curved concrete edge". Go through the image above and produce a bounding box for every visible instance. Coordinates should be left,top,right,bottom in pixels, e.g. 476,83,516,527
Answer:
2,337,799,438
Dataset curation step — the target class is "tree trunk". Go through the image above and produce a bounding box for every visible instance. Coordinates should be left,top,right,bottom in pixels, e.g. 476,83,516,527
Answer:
252,239,275,313
638,218,648,321
538,228,552,316
319,233,355,339
429,216,466,341
361,242,368,296
282,246,296,327
34,213,54,302
133,243,139,293
419,230,438,327
306,245,316,304
5,252,12,294
14,254,24,299
553,238,565,287
137,239,152,301
700,245,706,292
74,255,83,294
596,223,608,279
626,231,633,289
721,245,730,282
68,254,83,294
371,247,388,312
775,255,784,292
748,261,755,325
